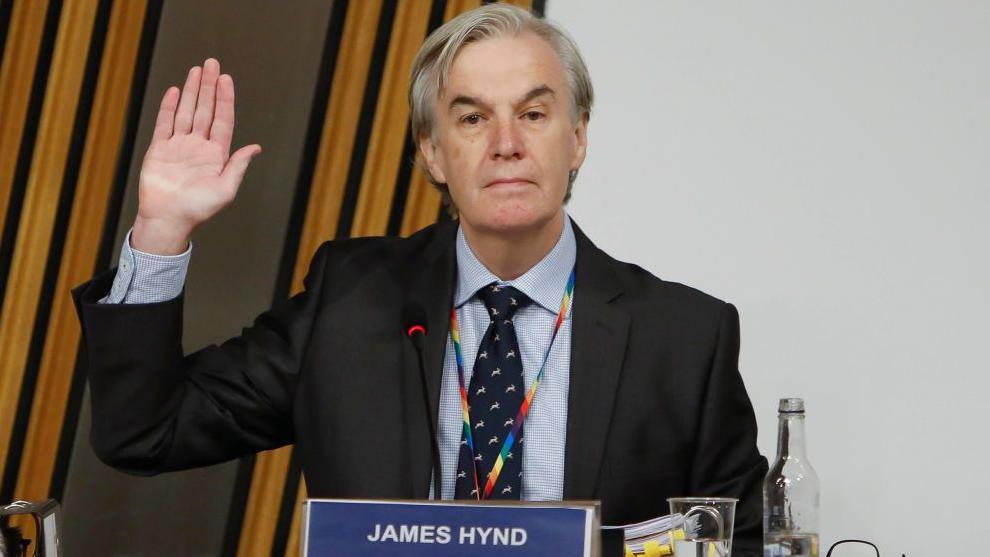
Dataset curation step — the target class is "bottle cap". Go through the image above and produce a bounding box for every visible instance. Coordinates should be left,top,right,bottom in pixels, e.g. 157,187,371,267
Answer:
778,398,805,413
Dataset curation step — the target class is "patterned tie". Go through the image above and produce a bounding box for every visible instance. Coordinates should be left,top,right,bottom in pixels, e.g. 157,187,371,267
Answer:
454,283,531,500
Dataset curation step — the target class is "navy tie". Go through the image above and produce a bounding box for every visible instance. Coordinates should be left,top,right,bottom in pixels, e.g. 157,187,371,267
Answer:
454,283,531,499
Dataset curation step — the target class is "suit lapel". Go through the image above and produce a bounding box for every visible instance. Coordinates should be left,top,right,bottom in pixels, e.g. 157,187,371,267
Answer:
402,221,457,498
563,224,630,500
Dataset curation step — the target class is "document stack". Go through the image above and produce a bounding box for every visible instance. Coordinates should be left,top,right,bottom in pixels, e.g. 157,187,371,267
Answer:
605,513,697,556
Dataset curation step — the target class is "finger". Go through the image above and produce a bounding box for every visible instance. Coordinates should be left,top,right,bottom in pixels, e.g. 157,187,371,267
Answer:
220,144,262,197
192,58,220,137
174,66,201,135
151,87,180,144
210,74,235,160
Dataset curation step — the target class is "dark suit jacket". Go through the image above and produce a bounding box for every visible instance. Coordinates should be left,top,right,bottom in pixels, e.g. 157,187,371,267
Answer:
73,220,767,554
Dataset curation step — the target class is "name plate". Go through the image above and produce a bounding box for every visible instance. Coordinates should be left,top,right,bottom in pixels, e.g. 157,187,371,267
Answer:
302,499,600,556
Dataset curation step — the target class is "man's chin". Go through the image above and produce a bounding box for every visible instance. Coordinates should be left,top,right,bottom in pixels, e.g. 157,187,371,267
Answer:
463,207,561,238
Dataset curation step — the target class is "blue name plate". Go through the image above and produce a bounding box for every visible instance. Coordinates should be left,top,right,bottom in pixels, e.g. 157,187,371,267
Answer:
302,499,599,556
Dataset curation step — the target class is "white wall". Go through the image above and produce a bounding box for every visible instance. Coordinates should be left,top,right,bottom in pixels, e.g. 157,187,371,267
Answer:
548,1,990,554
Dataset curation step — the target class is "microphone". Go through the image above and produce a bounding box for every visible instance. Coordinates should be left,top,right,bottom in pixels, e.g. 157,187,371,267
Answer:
402,304,442,500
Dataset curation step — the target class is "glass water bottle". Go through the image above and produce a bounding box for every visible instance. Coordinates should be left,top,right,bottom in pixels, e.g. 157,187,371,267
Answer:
763,398,820,557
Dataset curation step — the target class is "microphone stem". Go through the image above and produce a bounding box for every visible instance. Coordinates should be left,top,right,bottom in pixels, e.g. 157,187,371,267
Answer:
412,335,442,500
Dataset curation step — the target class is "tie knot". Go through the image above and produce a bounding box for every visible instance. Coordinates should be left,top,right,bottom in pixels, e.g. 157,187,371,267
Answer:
476,283,531,321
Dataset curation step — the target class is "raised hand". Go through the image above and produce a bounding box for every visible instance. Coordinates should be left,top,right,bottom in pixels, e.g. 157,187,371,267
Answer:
132,58,262,254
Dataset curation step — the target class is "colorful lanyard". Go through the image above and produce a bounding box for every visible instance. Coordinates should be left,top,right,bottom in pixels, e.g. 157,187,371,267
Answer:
449,267,576,500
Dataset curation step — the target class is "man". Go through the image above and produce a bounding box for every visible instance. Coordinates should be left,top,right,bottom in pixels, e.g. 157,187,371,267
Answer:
73,4,767,553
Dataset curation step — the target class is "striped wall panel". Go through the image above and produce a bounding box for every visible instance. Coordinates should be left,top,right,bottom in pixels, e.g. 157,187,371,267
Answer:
0,0,103,500
350,0,433,238
0,3,59,501
12,0,150,508
0,1,52,276
0,0,161,539
0,2,12,66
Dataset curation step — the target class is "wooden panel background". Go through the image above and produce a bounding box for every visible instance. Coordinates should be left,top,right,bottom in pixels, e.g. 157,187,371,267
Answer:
0,0,156,536
0,0,543,554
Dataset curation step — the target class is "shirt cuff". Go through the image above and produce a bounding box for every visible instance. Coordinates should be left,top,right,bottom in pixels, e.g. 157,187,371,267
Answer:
98,229,192,304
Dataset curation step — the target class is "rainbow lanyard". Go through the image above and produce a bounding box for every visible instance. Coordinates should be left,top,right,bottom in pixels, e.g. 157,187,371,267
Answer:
449,267,575,500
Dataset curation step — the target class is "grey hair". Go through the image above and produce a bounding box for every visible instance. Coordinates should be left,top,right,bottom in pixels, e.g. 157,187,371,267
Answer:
408,3,593,211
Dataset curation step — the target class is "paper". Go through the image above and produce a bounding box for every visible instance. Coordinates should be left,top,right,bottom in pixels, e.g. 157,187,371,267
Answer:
603,513,698,556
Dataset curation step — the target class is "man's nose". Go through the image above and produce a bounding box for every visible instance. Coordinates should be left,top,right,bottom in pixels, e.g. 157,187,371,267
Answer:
490,119,525,160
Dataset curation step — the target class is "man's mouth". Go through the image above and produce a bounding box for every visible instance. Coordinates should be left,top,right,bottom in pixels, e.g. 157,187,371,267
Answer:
486,178,533,188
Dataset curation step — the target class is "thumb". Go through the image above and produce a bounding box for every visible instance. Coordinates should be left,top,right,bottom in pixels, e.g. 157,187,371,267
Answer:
220,144,262,194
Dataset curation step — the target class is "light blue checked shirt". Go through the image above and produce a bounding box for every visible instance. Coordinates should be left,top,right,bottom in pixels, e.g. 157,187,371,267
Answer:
101,217,576,501
99,229,191,304
436,217,574,500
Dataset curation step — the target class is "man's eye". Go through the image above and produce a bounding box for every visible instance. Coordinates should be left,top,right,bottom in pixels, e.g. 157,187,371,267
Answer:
524,111,545,121
461,114,482,125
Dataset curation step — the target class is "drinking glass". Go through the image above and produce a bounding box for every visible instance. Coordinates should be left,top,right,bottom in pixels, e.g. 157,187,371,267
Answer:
667,497,737,557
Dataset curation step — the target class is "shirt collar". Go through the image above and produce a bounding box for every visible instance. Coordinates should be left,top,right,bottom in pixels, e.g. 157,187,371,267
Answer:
454,215,576,314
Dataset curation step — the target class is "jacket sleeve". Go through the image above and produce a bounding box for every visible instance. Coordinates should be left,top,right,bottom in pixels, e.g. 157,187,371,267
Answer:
690,302,768,557
72,241,332,475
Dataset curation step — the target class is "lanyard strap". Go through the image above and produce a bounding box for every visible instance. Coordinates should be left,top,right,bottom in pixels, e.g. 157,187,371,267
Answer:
450,267,576,500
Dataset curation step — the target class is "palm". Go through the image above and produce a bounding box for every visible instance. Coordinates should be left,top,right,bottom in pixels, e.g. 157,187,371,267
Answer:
140,135,229,223
137,58,261,231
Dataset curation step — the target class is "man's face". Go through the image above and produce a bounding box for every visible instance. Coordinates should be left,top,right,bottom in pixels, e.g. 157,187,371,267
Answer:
420,32,588,236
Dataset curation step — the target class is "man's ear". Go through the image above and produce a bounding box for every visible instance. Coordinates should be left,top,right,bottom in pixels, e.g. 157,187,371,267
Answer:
569,113,589,172
418,134,447,184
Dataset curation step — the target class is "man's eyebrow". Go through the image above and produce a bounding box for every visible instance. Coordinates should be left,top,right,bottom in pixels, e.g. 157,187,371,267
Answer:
517,85,555,105
447,86,556,111
448,94,491,111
